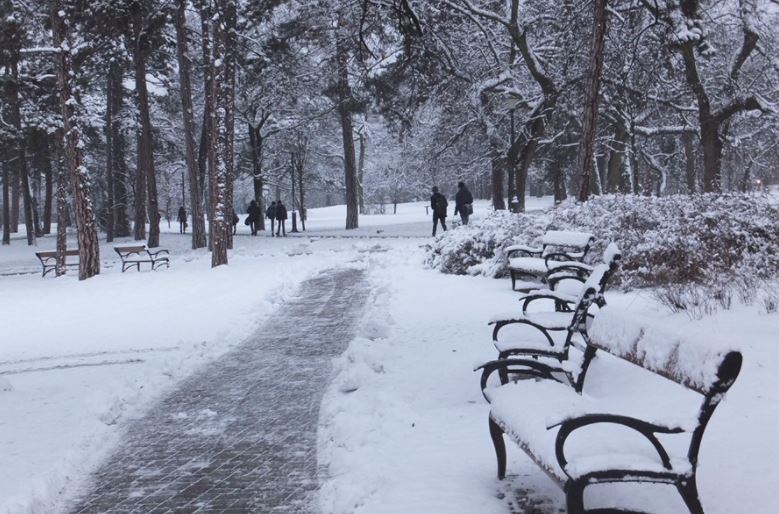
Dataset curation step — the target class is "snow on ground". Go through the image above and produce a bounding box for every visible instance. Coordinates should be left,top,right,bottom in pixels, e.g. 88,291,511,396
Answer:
317,244,779,514
0,230,392,514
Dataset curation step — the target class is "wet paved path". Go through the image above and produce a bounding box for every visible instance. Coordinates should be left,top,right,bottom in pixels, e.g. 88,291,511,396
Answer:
71,268,368,513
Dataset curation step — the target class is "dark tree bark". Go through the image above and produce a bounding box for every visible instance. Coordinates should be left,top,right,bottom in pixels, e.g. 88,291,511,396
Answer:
10,165,19,232
107,61,131,238
31,131,54,235
224,0,236,250
335,20,359,230
577,0,608,202
248,125,266,231
357,129,367,215
682,131,696,193
7,61,36,245
105,63,117,242
491,156,506,210
54,138,68,276
606,122,628,193
209,0,236,267
131,6,160,247
51,2,100,279
132,132,146,240
2,161,9,245
198,1,215,247
174,0,207,249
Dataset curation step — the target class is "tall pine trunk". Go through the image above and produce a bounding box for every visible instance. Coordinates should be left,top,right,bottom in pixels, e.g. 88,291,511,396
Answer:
8,61,36,245
248,125,265,230
335,23,359,230
51,2,100,279
54,138,68,276
132,10,160,248
577,0,608,202
199,3,215,248
2,161,9,245
105,63,117,242
175,0,207,249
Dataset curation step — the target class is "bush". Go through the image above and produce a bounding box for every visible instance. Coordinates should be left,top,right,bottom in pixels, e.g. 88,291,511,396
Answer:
427,193,779,315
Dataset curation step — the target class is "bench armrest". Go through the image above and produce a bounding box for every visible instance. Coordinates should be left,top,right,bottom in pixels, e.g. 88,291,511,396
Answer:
147,248,169,257
506,244,542,259
521,293,574,313
489,319,556,348
476,358,567,401
522,289,578,305
552,414,686,477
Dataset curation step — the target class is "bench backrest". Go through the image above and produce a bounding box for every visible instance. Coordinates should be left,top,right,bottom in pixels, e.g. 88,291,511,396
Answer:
542,230,594,249
115,245,146,255
36,250,80,258
587,306,743,468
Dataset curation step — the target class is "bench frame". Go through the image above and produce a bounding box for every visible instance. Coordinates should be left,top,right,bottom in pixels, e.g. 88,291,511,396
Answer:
35,250,80,277
480,307,743,514
507,234,595,291
114,246,170,272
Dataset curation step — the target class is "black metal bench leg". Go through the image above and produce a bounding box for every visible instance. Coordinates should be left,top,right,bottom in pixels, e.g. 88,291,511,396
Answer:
565,479,586,514
510,271,516,291
488,418,507,480
677,478,704,514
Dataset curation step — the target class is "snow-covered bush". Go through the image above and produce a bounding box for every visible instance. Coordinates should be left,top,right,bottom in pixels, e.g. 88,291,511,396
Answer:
425,211,547,276
427,194,779,316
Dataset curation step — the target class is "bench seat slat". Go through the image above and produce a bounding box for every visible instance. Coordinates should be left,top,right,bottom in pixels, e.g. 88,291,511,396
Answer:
487,376,698,482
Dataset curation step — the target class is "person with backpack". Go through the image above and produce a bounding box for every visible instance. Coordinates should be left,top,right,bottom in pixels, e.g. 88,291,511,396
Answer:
453,181,474,226
266,201,277,236
430,186,448,236
247,200,261,236
275,201,288,236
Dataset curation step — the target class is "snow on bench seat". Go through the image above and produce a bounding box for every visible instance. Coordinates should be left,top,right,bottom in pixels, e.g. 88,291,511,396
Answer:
505,243,542,254
541,230,594,248
589,307,738,393
508,257,584,274
489,310,575,330
486,374,698,483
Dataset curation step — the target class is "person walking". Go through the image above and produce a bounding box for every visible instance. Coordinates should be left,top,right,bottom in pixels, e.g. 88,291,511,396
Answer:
454,181,474,226
430,186,448,236
247,200,261,236
266,201,277,236
275,200,288,236
177,206,187,234
231,209,239,235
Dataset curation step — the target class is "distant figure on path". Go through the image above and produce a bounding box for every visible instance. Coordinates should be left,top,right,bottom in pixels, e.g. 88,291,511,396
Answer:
454,181,474,226
430,186,448,236
231,209,239,235
247,200,261,236
275,201,288,237
177,206,187,234
266,201,277,237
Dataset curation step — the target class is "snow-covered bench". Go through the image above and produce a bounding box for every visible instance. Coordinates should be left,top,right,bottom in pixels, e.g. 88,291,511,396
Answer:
538,242,621,302
479,306,743,514
487,256,619,363
507,230,595,291
35,249,79,277
114,245,170,272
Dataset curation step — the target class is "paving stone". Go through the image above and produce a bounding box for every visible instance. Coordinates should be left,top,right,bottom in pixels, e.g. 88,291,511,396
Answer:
70,269,368,513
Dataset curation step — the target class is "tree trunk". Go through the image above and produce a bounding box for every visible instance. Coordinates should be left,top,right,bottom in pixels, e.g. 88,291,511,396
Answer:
8,61,36,245
606,123,628,193
51,2,100,279
682,131,696,193
491,156,506,210
105,63,117,242
107,61,131,238
297,157,306,230
133,132,146,239
335,21,359,230
577,0,608,202
175,0,207,249
10,165,19,232
132,11,160,248
2,162,9,245
357,130,366,215
224,0,236,250
248,125,266,230
199,3,215,248
34,132,54,235
54,138,68,276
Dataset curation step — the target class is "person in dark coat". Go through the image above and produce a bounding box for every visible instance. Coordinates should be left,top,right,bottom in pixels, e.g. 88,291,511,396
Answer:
266,201,277,237
275,201,288,236
247,200,261,236
454,181,474,226
177,206,187,234
231,209,239,235
430,186,448,236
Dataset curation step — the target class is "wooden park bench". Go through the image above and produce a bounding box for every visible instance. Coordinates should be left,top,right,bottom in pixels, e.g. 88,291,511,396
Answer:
487,246,620,361
477,305,743,514
506,230,595,291
35,249,79,277
114,245,170,272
